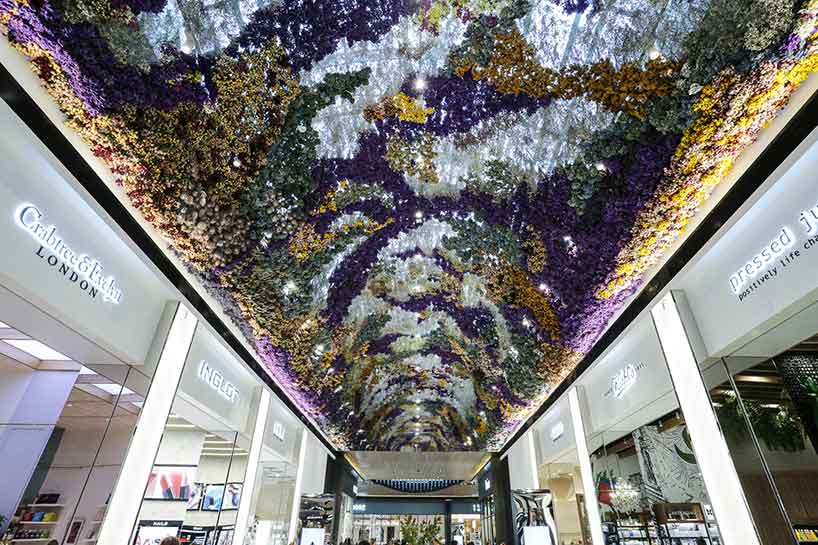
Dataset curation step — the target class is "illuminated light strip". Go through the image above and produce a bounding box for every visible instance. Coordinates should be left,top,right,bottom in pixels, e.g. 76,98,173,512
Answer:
651,292,760,545
97,303,197,545
288,428,309,545
234,389,271,545
568,387,605,545
527,431,539,489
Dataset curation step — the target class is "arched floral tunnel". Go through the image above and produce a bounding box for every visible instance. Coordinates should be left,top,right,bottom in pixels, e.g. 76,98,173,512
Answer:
3,0,818,450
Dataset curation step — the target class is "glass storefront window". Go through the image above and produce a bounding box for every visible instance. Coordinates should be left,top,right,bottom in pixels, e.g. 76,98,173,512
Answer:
131,323,263,545
578,316,726,545
0,322,149,545
533,398,589,545
707,313,818,544
241,396,304,545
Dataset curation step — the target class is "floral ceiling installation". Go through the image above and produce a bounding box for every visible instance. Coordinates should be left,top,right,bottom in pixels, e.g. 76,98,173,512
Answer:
3,0,818,450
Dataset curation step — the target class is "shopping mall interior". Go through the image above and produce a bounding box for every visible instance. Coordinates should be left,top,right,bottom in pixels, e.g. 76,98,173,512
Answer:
2,1,818,544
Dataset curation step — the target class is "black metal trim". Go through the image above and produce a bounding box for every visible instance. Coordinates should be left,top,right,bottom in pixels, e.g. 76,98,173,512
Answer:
0,63,338,455
498,87,818,456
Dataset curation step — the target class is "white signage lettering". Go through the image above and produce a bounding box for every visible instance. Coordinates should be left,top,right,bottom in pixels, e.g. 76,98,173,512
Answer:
550,421,564,442
728,201,818,301
197,360,239,403
728,227,795,295
352,503,366,513
605,363,645,399
272,421,286,441
15,203,123,304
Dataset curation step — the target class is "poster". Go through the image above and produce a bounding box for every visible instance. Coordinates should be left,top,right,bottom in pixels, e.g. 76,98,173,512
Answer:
144,466,199,501
134,521,183,545
202,483,242,511
300,527,326,545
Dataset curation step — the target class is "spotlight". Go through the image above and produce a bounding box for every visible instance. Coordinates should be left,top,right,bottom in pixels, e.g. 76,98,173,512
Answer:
648,48,661,60
413,77,427,91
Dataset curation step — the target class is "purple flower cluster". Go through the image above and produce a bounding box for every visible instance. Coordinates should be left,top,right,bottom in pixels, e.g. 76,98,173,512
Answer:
225,0,413,71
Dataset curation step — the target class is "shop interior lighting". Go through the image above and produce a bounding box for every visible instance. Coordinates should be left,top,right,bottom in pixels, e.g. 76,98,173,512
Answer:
93,383,135,396
0,321,9,328
4,339,71,360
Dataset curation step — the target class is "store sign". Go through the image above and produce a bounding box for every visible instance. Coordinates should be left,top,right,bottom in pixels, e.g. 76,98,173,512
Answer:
727,203,818,301
14,203,123,304
472,503,481,513
197,360,239,403
550,421,564,442
605,362,646,399
484,478,491,491
272,421,286,441
352,503,366,512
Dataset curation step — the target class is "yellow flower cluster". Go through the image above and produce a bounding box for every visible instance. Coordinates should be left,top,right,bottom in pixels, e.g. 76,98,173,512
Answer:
289,217,395,261
385,133,439,183
523,228,547,273
599,47,818,299
486,264,561,341
364,92,434,123
456,29,680,118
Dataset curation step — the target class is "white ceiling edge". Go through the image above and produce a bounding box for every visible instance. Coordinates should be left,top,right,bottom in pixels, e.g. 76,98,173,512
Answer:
0,37,335,452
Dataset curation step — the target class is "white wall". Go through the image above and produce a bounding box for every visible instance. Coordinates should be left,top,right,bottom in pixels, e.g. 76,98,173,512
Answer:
0,361,77,528
0,101,174,367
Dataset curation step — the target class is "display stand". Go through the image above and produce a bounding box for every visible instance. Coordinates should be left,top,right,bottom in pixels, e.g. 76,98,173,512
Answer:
794,523,818,543
653,503,712,545
615,512,657,545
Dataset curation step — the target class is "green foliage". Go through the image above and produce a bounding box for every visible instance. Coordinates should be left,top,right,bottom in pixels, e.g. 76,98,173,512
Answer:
399,515,441,545
681,0,797,83
258,68,371,222
715,392,806,452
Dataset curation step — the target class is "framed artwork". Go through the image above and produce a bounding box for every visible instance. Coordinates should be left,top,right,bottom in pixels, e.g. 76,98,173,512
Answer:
222,483,242,510
186,483,204,511
144,465,199,501
66,519,84,544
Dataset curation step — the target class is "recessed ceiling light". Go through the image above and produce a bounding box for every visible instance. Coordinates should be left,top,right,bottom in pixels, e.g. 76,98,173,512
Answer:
4,339,71,361
232,158,242,167
414,210,423,219
413,77,427,91
594,162,606,172
180,44,193,54
415,399,421,404
648,48,661,60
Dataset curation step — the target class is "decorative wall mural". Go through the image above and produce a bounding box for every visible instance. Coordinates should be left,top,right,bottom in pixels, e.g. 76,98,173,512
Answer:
3,0,818,450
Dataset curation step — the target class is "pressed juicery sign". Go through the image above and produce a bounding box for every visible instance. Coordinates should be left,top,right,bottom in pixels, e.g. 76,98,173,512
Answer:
728,200,818,302
14,203,123,304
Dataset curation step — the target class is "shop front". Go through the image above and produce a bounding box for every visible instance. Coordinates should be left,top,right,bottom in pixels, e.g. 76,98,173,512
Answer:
672,125,818,544
501,118,818,545
0,86,330,545
347,499,481,545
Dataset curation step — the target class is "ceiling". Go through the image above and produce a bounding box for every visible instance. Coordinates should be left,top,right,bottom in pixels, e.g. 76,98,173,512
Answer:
348,451,488,481
2,0,816,451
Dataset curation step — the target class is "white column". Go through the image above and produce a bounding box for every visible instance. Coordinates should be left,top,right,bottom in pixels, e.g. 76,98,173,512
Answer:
651,292,760,545
234,388,271,545
288,428,309,545
97,303,197,545
568,387,604,545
